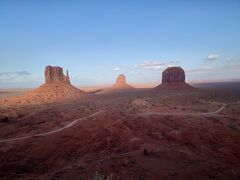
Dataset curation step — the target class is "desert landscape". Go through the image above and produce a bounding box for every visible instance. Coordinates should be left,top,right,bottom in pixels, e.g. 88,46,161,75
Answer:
1,1,240,179
0,66,240,180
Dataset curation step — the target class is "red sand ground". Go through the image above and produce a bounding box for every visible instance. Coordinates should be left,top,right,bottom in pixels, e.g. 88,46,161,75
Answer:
0,87,240,180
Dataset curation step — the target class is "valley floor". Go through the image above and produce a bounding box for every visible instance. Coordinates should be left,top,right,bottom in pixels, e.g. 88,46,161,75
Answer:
0,88,240,179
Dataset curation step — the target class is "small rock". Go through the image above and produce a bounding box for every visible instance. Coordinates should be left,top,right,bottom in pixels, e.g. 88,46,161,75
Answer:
0,116,9,123
143,149,149,155
138,175,146,180
169,171,178,177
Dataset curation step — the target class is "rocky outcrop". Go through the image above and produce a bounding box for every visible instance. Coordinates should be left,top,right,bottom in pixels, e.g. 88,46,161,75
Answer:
45,66,70,83
162,67,185,83
112,74,134,89
116,74,127,86
155,67,195,91
6,65,85,105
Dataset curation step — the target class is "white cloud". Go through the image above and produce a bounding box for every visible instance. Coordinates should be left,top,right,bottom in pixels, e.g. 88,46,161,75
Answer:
186,66,212,73
206,54,219,61
226,57,240,64
113,65,128,71
134,60,180,70
0,71,31,81
0,71,42,88
114,67,121,71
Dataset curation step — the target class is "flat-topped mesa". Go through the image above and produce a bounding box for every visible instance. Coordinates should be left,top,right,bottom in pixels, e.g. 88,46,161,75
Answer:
162,67,185,83
45,66,70,84
112,74,133,89
155,66,195,91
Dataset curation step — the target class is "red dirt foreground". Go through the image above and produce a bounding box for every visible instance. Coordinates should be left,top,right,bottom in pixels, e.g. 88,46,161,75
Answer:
0,88,240,180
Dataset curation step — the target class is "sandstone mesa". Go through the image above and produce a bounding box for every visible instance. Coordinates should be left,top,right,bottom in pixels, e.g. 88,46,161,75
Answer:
156,67,195,90
112,74,134,89
45,65,70,84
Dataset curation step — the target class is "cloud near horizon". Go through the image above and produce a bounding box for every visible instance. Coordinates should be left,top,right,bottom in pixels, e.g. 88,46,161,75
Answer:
186,66,212,73
206,54,220,61
0,71,31,81
114,65,129,71
0,71,40,88
134,61,181,70
226,57,240,64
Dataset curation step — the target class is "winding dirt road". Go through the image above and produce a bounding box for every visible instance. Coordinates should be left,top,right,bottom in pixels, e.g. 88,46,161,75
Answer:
0,102,239,143
133,102,240,117
0,111,105,143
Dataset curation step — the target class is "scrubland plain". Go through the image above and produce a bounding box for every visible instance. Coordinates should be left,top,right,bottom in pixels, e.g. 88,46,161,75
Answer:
0,82,240,180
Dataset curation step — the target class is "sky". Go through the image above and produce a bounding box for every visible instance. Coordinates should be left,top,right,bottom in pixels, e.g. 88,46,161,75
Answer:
0,0,240,88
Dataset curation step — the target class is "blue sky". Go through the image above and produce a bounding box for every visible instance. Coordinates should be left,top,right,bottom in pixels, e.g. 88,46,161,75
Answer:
0,0,240,88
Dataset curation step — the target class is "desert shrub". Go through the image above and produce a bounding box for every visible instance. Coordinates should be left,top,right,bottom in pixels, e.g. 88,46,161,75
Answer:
93,172,113,180
80,172,113,180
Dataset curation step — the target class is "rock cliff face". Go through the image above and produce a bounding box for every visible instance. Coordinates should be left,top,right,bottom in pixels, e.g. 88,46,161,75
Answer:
7,65,85,104
45,66,70,83
112,74,133,89
155,67,195,91
116,74,127,86
162,67,185,83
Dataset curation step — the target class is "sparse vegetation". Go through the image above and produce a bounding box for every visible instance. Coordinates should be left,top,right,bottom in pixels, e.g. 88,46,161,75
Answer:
80,172,113,180
143,149,148,155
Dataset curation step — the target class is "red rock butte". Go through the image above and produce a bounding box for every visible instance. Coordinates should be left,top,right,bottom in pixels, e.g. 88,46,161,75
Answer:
20,66,85,104
155,67,194,90
112,74,134,89
162,67,185,83
45,66,70,84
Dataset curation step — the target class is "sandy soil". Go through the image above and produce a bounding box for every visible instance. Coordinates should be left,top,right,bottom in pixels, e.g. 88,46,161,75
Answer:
0,87,240,179
0,89,31,99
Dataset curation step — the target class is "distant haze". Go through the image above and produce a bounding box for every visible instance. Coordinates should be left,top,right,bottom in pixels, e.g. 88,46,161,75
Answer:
0,0,240,88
